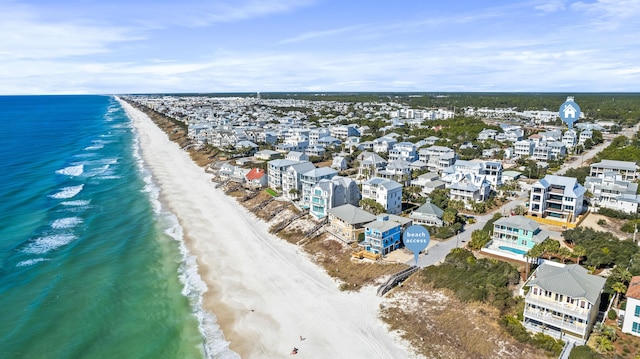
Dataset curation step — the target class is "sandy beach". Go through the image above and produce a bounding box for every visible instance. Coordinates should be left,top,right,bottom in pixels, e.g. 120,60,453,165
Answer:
118,99,412,359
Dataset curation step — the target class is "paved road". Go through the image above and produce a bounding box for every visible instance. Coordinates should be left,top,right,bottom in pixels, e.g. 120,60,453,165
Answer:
409,123,640,268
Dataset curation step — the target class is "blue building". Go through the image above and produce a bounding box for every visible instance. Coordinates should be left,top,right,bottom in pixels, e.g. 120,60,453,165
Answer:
361,214,412,255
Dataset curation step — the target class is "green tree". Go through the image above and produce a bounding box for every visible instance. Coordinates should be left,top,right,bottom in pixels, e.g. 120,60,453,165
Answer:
612,282,628,309
572,245,587,265
443,208,458,226
359,198,385,215
468,230,491,250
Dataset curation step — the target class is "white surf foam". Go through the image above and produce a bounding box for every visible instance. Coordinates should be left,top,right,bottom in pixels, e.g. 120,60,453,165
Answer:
50,184,84,199
56,164,84,177
16,258,50,267
61,200,91,206
51,217,83,229
23,234,77,254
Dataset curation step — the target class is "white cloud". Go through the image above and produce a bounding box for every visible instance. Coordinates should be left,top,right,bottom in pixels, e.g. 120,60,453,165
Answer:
534,1,566,13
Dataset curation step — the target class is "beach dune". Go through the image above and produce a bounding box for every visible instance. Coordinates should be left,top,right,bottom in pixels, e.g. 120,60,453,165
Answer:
119,99,411,358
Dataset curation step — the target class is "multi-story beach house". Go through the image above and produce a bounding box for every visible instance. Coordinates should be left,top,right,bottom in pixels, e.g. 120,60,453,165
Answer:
388,142,418,162
330,124,360,140
562,130,577,149
522,262,606,344
485,215,550,259
326,204,376,243
514,140,534,157
372,136,398,154
298,167,338,206
441,160,502,188
361,214,412,256
622,276,640,337
377,159,412,185
410,172,446,195
584,172,640,214
446,173,491,203
282,162,314,199
357,151,387,179
309,176,361,219
244,168,268,189
409,201,444,227
528,175,586,223
361,177,403,215
590,160,639,181
417,146,457,173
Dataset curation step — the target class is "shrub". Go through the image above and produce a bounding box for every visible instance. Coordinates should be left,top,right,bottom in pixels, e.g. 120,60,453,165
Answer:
568,345,600,359
608,309,617,320
597,219,607,225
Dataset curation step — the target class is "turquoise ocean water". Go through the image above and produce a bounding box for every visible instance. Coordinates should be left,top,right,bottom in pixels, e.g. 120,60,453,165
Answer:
0,96,234,359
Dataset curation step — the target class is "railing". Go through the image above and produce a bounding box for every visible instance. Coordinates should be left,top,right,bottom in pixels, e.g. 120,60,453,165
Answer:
525,294,590,319
524,310,587,336
377,266,419,297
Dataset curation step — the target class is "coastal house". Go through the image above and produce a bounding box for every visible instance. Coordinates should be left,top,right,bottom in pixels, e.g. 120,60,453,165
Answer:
441,159,502,188
590,160,639,181
522,263,606,344
309,176,361,219
484,215,550,260
562,130,577,149
410,172,446,195
244,168,268,189
388,142,418,162
361,177,403,215
528,175,586,223
417,146,457,173
446,173,491,204
357,151,387,179
622,276,640,337
331,156,347,171
255,149,281,161
514,140,534,157
326,204,376,243
267,159,309,190
409,201,444,227
372,136,398,154
584,172,640,214
377,159,412,185
361,214,412,256
281,161,317,198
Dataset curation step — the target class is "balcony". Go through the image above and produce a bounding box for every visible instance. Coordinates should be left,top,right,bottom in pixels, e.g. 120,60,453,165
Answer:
525,294,590,320
523,309,587,336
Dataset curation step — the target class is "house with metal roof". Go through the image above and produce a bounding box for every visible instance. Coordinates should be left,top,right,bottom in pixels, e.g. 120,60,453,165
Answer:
528,175,586,223
522,263,606,344
326,204,376,243
361,214,412,256
309,176,361,219
590,160,639,181
361,177,403,215
585,172,640,214
484,216,550,260
409,201,444,227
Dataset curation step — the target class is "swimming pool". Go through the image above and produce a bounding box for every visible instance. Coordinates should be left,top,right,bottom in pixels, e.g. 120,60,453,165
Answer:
498,246,528,255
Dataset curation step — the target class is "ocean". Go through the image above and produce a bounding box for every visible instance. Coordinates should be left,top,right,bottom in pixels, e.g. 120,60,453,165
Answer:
0,95,235,359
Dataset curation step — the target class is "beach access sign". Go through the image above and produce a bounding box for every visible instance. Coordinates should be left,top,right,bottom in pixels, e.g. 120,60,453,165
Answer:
403,225,430,266
559,96,581,129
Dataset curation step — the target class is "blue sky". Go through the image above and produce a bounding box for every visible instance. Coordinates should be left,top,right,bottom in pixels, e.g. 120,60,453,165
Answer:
1,0,639,94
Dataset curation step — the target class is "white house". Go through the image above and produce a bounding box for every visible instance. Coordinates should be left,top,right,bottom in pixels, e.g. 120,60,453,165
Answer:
522,263,606,344
622,276,640,337
528,175,586,223
361,177,403,214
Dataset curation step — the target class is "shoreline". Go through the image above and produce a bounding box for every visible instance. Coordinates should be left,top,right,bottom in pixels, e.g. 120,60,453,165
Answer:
118,98,412,358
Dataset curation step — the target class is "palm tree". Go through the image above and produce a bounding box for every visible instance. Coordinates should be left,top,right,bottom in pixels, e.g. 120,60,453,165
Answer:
595,336,614,353
558,247,572,264
612,282,628,309
572,245,587,265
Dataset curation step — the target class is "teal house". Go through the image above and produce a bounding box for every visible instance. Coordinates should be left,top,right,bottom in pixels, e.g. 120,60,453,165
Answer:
488,215,550,257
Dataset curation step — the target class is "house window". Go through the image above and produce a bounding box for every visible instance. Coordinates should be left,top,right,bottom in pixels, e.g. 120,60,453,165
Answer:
635,305,640,317
533,287,538,295
633,322,640,334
